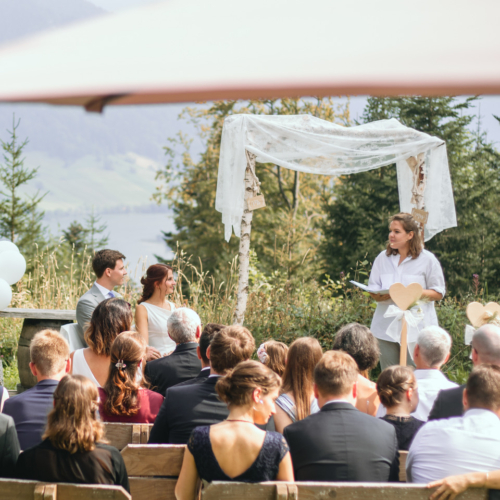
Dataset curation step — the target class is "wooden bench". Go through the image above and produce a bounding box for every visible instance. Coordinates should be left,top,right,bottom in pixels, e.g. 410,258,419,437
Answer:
0,308,76,392
121,444,185,500
201,481,488,500
104,423,153,451
0,478,130,500
399,450,408,482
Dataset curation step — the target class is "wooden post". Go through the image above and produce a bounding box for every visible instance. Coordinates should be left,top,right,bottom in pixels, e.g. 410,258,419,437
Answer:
233,151,258,325
400,316,408,366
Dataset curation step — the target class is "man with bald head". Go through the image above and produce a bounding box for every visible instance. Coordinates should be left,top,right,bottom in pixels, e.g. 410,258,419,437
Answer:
428,324,500,420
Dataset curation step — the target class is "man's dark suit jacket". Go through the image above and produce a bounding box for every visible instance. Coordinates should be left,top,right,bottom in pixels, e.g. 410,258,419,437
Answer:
2,379,58,450
173,367,210,388
0,413,20,478
283,402,399,482
148,376,274,444
145,342,201,395
428,384,465,420
148,376,228,444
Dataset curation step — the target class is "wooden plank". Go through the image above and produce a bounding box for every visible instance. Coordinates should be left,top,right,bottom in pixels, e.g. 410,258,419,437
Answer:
7,390,17,397
0,308,76,320
121,445,185,476
201,482,276,500
0,480,130,500
34,484,45,500
140,424,150,444
201,482,489,500
44,484,57,500
103,423,151,451
57,483,131,500
287,484,298,500
129,477,176,500
399,451,408,483
132,425,141,444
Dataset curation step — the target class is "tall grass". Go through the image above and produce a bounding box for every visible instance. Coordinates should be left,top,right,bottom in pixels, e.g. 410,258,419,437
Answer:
0,243,485,389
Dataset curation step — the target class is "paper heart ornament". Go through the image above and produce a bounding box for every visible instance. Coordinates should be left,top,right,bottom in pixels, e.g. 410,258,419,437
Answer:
466,302,500,328
389,283,423,311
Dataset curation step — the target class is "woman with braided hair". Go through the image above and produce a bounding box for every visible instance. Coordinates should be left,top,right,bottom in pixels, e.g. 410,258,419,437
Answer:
376,365,424,451
98,331,164,423
135,264,177,360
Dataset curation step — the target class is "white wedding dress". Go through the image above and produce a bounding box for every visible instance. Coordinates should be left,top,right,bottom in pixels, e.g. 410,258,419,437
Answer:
140,301,176,355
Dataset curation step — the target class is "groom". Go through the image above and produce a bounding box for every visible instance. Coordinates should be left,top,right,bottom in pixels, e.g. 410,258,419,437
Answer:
75,249,127,345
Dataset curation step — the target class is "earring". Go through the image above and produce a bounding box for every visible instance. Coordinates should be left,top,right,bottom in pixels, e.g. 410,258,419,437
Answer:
259,400,263,404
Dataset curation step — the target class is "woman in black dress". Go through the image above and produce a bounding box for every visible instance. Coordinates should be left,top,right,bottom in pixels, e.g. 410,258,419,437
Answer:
14,374,129,492
175,361,294,500
376,365,424,451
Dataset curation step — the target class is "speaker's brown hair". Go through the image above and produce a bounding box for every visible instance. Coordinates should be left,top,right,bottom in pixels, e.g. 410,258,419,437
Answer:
386,212,423,259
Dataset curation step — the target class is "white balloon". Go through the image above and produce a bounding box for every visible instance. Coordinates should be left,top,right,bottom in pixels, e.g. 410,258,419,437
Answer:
0,251,26,285
0,241,19,255
0,278,12,310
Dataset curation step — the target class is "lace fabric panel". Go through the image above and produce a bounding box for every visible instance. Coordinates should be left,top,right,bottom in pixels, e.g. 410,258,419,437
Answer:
216,115,457,241
187,426,289,483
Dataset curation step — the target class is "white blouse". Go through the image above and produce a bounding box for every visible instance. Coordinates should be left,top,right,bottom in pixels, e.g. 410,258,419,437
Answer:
368,249,446,342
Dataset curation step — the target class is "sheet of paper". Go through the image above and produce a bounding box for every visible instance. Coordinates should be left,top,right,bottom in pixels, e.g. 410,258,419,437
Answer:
350,280,389,295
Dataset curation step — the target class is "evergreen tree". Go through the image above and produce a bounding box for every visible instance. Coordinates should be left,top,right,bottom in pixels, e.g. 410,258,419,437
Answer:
321,97,500,295
62,221,88,254
0,116,46,261
85,206,109,252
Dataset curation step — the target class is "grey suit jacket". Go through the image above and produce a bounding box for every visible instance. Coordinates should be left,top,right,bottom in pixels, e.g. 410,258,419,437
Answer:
75,284,122,345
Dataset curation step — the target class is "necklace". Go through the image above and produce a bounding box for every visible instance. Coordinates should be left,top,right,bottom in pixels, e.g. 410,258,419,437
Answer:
226,419,254,424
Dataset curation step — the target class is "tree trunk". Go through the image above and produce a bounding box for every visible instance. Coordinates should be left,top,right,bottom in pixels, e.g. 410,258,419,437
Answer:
233,151,258,325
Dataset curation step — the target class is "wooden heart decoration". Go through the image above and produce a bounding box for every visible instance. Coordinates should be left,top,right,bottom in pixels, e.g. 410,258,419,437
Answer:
389,283,423,311
466,302,500,328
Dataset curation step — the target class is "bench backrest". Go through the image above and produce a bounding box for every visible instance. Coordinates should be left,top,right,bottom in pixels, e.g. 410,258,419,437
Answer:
121,444,185,500
0,479,131,500
104,423,153,451
201,481,488,500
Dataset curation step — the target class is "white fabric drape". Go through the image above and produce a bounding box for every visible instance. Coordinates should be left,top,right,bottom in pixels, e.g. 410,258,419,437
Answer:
216,114,457,241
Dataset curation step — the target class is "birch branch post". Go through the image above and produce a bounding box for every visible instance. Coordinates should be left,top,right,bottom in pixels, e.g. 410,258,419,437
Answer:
233,151,258,325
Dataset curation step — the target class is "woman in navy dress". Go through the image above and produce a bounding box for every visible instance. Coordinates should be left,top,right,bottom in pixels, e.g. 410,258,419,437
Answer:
175,361,294,500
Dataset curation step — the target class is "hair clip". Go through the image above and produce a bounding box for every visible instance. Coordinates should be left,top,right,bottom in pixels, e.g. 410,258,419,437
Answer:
257,343,268,363
115,360,127,369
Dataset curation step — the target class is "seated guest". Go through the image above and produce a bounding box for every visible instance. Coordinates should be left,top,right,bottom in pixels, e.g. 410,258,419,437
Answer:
145,308,202,395
376,366,424,450
274,337,323,433
428,469,500,499
3,329,70,450
429,324,500,420
333,323,381,416
410,326,457,420
14,375,129,492
0,413,20,478
76,249,127,346
407,364,500,483
175,361,293,499
98,332,164,423
135,264,177,360
149,325,255,445
284,350,399,482
257,340,288,377
71,298,132,387
174,323,225,387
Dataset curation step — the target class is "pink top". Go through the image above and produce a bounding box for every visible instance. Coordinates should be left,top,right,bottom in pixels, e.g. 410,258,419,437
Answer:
98,388,164,423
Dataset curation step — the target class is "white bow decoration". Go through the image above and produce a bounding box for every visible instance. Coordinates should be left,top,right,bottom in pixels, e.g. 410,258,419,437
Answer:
464,324,475,346
384,305,424,347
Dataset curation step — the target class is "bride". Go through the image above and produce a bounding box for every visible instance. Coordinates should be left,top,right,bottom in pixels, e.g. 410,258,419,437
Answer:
135,264,177,360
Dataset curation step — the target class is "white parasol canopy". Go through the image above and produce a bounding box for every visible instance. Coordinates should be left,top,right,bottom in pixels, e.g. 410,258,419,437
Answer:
0,0,498,110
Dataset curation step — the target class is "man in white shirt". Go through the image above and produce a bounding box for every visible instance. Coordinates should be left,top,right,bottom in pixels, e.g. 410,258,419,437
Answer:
407,364,500,483
411,326,458,420
75,249,127,345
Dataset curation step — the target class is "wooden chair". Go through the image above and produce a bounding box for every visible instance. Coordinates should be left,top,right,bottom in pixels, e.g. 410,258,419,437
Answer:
201,481,488,500
104,423,153,451
121,444,185,500
0,479,131,500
